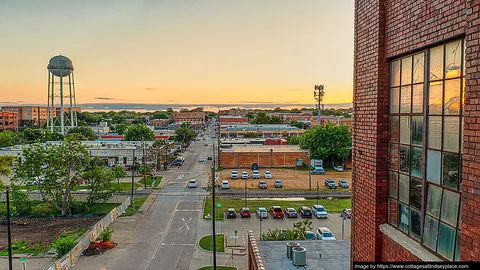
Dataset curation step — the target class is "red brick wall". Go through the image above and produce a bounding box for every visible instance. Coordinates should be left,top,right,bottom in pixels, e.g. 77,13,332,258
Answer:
219,152,309,168
380,232,422,262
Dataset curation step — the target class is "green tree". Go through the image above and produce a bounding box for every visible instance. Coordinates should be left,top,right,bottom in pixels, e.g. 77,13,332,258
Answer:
10,184,30,215
111,115,126,125
124,125,155,141
132,117,147,125
246,112,255,119
289,120,308,129
269,115,284,124
152,111,169,119
287,135,302,145
112,165,127,185
0,130,16,147
174,123,196,144
260,218,313,241
0,155,15,189
67,126,98,140
243,132,259,138
83,157,116,207
251,111,271,124
115,123,128,135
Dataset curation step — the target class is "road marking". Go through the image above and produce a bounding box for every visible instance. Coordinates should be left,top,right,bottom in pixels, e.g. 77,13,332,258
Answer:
161,243,195,247
179,217,192,231
176,209,201,212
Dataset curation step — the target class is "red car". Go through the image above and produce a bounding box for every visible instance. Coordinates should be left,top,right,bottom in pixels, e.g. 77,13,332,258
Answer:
270,206,284,218
240,207,251,218
341,208,352,219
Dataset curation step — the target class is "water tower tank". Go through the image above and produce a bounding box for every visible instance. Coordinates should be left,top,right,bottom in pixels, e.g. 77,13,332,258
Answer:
47,55,74,77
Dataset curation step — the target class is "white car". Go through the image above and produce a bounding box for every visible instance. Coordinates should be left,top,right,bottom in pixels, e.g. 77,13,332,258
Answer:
256,207,268,218
264,171,272,179
334,166,344,172
221,180,230,189
316,227,336,240
312,205,328,219
252,170,260,179
230,171,238,179
241,171,249,179
188,179,198,188
199,157,205,162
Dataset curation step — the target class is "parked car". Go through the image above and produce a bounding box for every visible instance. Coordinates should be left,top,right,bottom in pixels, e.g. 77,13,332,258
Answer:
252,163,259,170
324,178,337,189
341,208,352,219
305,231,317,240
338,179,349,188
312,204,328,219
274,180,283,188
252,170,260,179
264,171,272,179
188,179,198,188
258,181,267,189
316,227,336,240
204,143,208,146
230,171,238,179
284,208,298,218
256,207,268,218
311,168,325,175
199,157,205,162
298,206,312,218
270,206,284,218
241,171,250,179
226,208,237,218
240,207,251,218
207,156,213,160
221,180,230,189
334,166,344,172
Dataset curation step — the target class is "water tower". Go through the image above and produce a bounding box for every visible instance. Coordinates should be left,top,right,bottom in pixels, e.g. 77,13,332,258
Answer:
47,55,78,134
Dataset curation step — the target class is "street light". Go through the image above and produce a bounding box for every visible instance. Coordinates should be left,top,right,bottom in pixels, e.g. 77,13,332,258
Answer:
316,181,319,206
314,85,325,126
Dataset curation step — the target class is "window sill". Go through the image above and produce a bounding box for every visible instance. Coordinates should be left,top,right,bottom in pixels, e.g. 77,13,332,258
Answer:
380,224,443,262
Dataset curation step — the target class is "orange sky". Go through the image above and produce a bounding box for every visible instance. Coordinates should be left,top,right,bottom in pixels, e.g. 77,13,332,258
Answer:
0,0,354,105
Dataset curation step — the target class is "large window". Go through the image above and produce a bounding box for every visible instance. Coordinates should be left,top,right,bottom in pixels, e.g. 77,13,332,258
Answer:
388,39,464,261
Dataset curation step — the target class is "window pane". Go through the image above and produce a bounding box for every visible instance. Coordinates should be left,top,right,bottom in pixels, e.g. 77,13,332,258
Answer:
399,174,409,203
410,208,421,240
390,87,400,113
390,116,399,142
462,78,465,115
411,116,423,146
398,203,409,233
401,57,413,85
454,231,460,262
427,184,442,218
429,81,443,115
391,60,401,87
400,116,411,144
389,143,399,171
461,117,464,154
444,117,460,152
401,86,412,113
389,198,398,226
412,84,424,113
441,189,460,227
428,116,442,149
424,215,439,251
445,40,462,79
427,150,441,184
438,223,456,261
410,177,422,209
430,45,444,81
399,145,410,174
413,53,425,83
411,147,423,178
389,171,398,198
444,79,461,115
442,152,459,190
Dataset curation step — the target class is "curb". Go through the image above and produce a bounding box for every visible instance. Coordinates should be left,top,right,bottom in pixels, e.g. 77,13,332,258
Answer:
197,234,226,254
138,194,156,213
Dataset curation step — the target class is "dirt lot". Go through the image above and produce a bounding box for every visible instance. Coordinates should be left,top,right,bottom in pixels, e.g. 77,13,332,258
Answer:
0,216,102,250
218,168,352,190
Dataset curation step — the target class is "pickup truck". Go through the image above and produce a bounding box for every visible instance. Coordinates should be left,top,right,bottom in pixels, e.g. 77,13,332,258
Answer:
270,206,284,218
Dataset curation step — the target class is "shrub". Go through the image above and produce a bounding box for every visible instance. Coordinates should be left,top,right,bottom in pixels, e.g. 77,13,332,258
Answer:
70,199,87,214
0,203,16,217
53,237,76,258
10,185,31,215
99,227,114,242
30,202,57,216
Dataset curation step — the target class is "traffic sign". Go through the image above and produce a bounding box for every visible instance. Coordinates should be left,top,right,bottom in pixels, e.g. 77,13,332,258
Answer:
20,257,26,263
216,203,221,207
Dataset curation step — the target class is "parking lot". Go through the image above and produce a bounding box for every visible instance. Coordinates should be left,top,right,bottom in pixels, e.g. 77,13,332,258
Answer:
218,168,352,191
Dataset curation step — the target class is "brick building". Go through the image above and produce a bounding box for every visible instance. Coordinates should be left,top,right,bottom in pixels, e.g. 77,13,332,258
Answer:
353,0,479,263
149,118,169,128
2,106,49,127
219,145,309,168
172,111,205,128
0,111,19,131
219,115,249,124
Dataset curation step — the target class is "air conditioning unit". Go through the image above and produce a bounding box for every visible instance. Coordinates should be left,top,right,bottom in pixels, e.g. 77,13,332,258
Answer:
292,246,307,267
286,242,300,259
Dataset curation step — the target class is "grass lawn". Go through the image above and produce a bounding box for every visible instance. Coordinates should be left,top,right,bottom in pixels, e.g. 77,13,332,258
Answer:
199,234,225,252
17,182,140,192
139,176,162,188
121,196,148,216
204,197,351,221
198,267,236,270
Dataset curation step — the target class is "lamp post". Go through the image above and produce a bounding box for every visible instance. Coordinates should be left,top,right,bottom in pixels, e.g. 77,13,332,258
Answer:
308,150,312,191
314,85,325,126
131,149,135,206
316,181,319,206
211,166,217,269
6,187,13,270
142,136,146,189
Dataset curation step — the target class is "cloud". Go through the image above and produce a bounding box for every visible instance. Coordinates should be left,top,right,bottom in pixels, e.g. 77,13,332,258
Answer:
95,97,115,100
142,87,158,91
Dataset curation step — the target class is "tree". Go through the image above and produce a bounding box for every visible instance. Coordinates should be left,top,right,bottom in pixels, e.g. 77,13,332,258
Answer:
124,125,155,141
246,112,255,119
67,126,98,140
83,157,116,207
174,123,196,144
115,124,128,135
132,117,147,125
112,165,127,185
289,120,308,129
152,111,169,119
243,132,259,138
260,218,313,241
0,155,14,189
111,115,126,125
0,130,16,147
269,115,284,124
251,111,271,124
287,135,302,145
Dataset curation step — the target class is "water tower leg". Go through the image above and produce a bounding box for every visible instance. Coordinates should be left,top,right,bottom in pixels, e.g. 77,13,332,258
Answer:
72,72,78,126
50,75,55,133
47,72,50,130
69,74,74,128
60,74,65,134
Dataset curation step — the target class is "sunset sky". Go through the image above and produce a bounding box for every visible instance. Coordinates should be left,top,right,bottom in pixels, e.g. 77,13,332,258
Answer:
0,0,354,106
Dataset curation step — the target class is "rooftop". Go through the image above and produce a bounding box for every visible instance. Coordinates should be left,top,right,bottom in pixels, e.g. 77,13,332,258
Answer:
226,144,307,153
257,240,350,270
223,124,300,131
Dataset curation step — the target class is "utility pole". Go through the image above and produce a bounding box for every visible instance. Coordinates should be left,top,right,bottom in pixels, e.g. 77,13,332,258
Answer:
244,181,247,208
317,181,319,206
314,85,325,126
142,136,146,189
6,187,13,270
308,150,312,191
211,165,217,269
342,215,346,240
131,149,135,206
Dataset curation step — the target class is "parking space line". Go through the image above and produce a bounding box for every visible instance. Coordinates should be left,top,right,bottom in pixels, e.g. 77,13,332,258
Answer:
161,243,195,247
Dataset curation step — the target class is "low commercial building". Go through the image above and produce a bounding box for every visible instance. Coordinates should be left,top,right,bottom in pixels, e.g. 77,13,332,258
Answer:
149,119,169,128
91,122,110,135
0,111,19,131
219,144,309,168
219,115,249,125
172,112,205,128
220,124,303,138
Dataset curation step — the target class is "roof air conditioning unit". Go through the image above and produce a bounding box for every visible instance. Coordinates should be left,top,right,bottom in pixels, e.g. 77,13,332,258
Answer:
286,242,300,259
292,246,307,267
